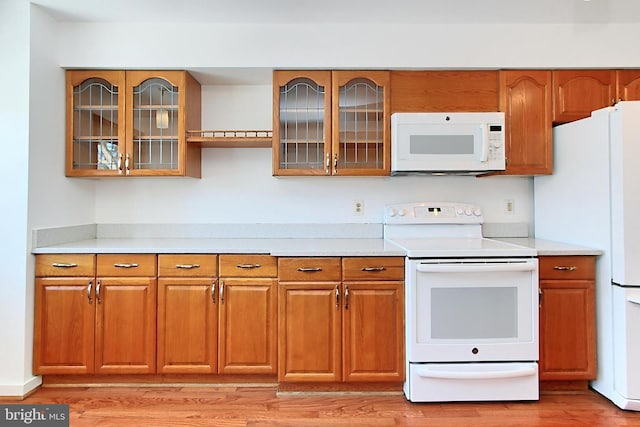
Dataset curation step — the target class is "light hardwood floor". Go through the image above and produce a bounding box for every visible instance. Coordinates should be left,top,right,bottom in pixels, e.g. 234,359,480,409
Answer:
4,386,640,426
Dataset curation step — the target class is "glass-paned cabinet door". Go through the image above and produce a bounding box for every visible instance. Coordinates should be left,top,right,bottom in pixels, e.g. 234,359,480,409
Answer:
332,71,390,176
66,70,126,177
273,71,332,176
128,75,180,174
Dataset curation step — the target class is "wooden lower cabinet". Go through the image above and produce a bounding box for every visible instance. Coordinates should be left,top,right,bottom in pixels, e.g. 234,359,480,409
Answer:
33,276,96,374
539,256,596,382
277,257,404,383
157,277,218,374
34,254,157,375
94,276,157,374
218,255,278,374
278,282,342,382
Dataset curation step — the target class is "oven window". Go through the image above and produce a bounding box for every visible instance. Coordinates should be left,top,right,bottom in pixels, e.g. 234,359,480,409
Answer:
430,287,518,339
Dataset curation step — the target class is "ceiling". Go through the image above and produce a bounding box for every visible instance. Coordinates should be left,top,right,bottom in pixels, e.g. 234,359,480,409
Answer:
29,0,640,24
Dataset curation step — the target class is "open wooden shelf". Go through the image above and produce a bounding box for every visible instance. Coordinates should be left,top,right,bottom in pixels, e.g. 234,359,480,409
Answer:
187,130,272,148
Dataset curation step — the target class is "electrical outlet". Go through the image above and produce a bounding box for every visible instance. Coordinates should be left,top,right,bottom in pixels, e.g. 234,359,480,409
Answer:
353,200,364,216
504,199,515,215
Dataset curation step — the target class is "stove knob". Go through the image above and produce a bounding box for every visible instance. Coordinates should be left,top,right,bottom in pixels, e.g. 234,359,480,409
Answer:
388,208,397,217
456,208,464,216
473,208,482,216
398,209,406,217
465,207,472,216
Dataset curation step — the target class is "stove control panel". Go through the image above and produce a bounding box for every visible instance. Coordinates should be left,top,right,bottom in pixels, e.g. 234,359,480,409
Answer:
384,202,483,224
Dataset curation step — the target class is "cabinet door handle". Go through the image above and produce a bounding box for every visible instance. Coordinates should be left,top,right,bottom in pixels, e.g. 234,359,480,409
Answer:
236,263,261,269
297,267,322,272
176,264,200,269
87,281,93,305
220,280,225,304
345,285,349,310
553,266,577,271
211,280,217,304
117,153,124,175
335,285,340,309
113,263,139,269
96,280,102,304
333,153,338,174
362,266,386,272
325,152,331,175
538,288,543,308
52,263,78,268
125,153,131,175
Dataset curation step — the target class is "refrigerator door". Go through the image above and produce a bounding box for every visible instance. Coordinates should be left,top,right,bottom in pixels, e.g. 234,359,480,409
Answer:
610,101,640,286
612,285,640,408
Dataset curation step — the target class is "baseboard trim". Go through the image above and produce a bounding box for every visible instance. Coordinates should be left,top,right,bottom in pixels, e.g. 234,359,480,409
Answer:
0,376,43,400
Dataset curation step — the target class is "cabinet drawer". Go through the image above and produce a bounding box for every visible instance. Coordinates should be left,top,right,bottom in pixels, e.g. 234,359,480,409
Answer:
97,254,157,276
158,254,218,277
342,257,405,281
35,254,95,277
278,257,341,282
539,256,595,280
219,254,277,277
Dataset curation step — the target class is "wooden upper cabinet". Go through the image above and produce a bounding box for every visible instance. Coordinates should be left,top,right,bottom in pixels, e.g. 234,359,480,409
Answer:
499,70,553,175
273,70,390,176
66,70,201,178
617,70,640,101
552,69,616,124
390,70,499,113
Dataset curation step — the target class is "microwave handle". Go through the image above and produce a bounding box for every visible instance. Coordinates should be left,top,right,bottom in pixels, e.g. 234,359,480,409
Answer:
480,124,489,162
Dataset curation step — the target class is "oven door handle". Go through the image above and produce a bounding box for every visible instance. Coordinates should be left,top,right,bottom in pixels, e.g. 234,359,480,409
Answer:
415,365,537,380
416,263,536,273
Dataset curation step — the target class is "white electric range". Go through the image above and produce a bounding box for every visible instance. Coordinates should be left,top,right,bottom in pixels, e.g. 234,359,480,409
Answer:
384,202,539,403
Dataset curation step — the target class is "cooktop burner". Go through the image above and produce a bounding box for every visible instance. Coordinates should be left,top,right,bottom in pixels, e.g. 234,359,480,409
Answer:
383,202,535,258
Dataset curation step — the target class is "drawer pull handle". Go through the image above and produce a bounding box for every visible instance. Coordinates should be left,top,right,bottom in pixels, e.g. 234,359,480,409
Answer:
52,263,78,268
176,264,200,269
297,267,323,272
362,266,386,272
236,264,261,269
113,263,139,269
553,266,577,271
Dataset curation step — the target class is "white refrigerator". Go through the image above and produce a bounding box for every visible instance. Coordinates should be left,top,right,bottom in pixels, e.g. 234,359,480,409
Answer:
534,101,640,411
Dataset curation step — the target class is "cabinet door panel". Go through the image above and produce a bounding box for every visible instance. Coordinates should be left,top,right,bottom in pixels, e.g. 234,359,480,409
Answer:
95,277,157,373
33,277,95,374
66,70,126,177
218,278,277,374
157,278,217,374
343,282,404,382
499,70,552,175
553,70,616,123
278,283,341,382
539,280,596,380
617,70,640,101
332,71,390,176
273,71,332,176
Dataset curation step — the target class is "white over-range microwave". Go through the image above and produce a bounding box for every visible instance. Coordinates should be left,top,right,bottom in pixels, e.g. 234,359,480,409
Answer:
391,112,506,175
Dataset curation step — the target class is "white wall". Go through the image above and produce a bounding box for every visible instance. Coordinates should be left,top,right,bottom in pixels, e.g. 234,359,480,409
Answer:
0,0,38,397
56,20,640,228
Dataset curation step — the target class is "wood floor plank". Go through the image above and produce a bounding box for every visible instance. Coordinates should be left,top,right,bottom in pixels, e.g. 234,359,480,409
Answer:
3,386,640,426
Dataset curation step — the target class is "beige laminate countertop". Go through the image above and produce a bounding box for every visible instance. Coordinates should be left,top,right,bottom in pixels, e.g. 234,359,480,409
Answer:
32,236,602,257
495,238,603,256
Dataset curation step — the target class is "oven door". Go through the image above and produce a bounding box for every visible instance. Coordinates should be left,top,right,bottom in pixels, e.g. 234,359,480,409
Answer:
406,258,539,363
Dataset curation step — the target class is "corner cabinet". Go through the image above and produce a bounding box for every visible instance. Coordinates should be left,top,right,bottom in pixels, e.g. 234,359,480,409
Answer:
66,70,201,178
538,256,596,382
499,70,553,175
272,70,390,176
